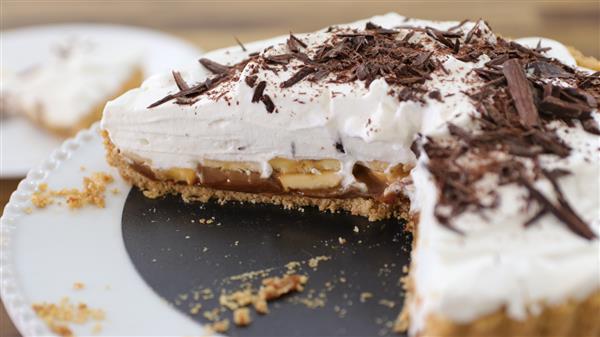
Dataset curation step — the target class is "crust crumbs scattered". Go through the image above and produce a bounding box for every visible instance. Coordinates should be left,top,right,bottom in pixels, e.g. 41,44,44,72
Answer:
233,307,251,326
32,297,105,337
360,292,373,303
202,273,308,332
31,173,114,210
308,255,331,270
379,299,396,308
208,319,230,333
72,282,85,290
91,323,103,335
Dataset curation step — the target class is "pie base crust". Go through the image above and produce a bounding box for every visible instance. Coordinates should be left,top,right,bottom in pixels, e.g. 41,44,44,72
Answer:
418,290,600,337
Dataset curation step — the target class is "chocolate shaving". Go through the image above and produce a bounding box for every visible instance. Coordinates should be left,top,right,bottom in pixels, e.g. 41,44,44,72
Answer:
265,54,294,65
287,33,307,52
464,20,480,43
428,90,443,102
234,36,247,52
245,75,258,88
261,94,275,113
252,81,266,103
539,96,584,118
448,19,469,31
502,59,538,127
528,61,574,79
280,67,316,88
521,176,597,240
199,58,229,74
172,71,189,90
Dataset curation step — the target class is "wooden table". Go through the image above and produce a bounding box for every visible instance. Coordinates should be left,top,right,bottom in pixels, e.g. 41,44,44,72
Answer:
1,1,598,335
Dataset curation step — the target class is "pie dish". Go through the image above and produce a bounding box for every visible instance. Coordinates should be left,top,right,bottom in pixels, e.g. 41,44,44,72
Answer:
100,13,600,337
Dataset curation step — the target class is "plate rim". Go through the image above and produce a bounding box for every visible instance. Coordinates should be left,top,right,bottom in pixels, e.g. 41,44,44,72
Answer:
0,124,102,337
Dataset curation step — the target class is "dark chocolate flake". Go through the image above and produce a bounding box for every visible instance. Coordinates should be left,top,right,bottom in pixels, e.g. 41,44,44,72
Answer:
287,33,307,52
199,58,229,74
234,36,247,52
520,177,597,240
252,81,267,103
280,67,316,88
245,75,258,88
528,61,574,79
261,94,275,113
172,71,189,91
428,90,443,102
502,59,538,127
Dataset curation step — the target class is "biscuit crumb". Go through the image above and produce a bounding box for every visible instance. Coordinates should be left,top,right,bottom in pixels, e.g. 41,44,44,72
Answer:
31,173,114,210
233,307,251,326
360,292,373,303
259,274,307,301
142,189,160,198
209,319,230,333
308,255,331,270
253,297,269,314
378,299,396,308
73,282,85,290
32,297,105,337
353,225,359,233
190,303,202,315
91,323,102,334
338,237,347,244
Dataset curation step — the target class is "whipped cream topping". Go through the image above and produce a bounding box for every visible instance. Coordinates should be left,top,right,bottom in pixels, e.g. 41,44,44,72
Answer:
407,30,600,335
409,120,599,333
4,42,140,129
101,13,600,334
102,13,496,186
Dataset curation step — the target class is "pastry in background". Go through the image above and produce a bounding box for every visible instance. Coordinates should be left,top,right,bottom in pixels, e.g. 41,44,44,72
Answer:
2,41,143,136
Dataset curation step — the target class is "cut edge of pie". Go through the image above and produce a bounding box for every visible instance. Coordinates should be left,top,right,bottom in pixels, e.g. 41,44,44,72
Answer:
102,130,412,223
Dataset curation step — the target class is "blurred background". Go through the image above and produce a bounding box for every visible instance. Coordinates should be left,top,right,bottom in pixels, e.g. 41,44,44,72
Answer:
1,1,598,336
3,0,599,55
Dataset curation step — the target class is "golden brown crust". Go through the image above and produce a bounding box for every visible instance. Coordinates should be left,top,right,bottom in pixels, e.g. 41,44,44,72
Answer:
418,290,600,337
102,131,410,221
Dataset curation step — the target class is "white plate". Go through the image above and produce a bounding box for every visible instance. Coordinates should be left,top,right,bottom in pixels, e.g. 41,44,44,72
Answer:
0,124,207,336
1,24,202,179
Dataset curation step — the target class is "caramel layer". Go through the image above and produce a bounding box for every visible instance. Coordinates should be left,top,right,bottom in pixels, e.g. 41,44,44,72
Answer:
130,159,410,204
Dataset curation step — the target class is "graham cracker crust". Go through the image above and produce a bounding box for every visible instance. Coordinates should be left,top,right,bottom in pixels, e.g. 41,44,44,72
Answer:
419,290,600,337
102,131,410,222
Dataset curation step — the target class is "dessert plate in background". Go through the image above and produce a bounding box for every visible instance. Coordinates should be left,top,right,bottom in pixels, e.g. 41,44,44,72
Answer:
0,124,410,336
1,23,202,178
